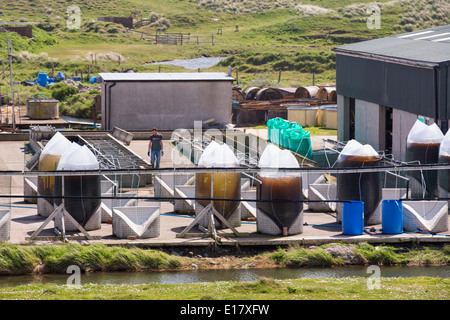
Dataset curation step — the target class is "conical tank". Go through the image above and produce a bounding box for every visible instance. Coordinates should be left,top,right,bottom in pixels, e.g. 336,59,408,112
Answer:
54,142,81,208
256,144,302,231
406,120,443,198
56,145,100,225
195,141,241,228
336,140,381,225
37,132,72,215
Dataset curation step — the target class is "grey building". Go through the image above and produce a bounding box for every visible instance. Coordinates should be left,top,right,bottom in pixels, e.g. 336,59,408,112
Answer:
334,25,450,161
99,72,234,131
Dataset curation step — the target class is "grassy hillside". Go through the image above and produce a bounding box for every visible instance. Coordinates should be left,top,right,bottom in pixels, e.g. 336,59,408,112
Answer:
0,0,448,119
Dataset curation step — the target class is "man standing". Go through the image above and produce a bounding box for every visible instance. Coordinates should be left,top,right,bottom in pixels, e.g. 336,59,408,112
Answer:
148,127,164,168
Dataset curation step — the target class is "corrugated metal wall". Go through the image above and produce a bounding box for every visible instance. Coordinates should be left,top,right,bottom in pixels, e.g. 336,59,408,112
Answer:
446,64,450,124
336,54,439,119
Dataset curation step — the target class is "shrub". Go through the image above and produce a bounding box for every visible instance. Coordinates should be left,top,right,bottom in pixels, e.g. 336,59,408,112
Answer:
49,83,78,101
0,243,38,275
30,244,182,274
354,243,401,266
73,101,93,118
443,245,450,256
149,12,171,31
269,246,336,267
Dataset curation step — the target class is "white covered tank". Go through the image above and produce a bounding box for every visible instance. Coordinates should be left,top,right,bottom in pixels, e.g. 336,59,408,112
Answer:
406,120,444,198
195,141,241,229
336,139,382,225
256,143,303,236
37,132,72,217
55,145,101,225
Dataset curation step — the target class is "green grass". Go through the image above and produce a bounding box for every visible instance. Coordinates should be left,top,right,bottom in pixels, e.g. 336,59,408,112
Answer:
0,242,448,277
271,247,337,267
0,243,182,275
0,242,448,300
303,126,337,136
0,276,448,300
269,243,450,268
247,125,337,136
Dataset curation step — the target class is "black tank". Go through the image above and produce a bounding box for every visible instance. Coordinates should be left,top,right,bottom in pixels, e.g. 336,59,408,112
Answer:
336,154,381,225
438,154,450,199
55,175,101,225
406,142,440,198
256,175,303,230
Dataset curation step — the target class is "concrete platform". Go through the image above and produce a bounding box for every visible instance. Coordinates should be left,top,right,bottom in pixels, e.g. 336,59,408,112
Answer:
1,138,449,248
8,199,450,247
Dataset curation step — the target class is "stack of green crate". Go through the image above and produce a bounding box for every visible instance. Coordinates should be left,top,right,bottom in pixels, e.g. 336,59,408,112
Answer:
266,117,312,159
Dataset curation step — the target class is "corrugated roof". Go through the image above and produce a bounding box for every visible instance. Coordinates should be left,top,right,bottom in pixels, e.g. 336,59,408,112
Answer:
99,72,234,82
334,25,450,65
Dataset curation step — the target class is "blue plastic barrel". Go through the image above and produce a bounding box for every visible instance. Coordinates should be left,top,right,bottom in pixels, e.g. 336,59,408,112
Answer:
37,73,48,87
58,72,65,80
89,76,99,84
342,201,364,235
381,200,403,234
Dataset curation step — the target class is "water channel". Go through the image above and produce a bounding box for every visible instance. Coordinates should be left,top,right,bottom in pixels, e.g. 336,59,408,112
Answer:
0,266,448,288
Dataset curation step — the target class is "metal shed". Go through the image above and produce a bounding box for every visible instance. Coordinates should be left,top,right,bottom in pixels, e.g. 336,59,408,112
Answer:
100,72,234,131
334,25,450,160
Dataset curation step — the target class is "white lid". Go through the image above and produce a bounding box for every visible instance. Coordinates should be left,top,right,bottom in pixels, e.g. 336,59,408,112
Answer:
56,142,81,169
198,141,239,167
258,143,299,176
258,143,282,168
407,119,444,144
57,145,99,170
339,139,379,158
39,132,72,160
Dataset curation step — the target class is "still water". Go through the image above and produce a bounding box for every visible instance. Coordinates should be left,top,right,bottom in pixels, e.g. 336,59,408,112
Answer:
59,115,94,125
145,56,227,69
0,266,448,288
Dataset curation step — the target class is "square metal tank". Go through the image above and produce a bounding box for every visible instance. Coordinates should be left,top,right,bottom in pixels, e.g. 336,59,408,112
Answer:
27,98,59,120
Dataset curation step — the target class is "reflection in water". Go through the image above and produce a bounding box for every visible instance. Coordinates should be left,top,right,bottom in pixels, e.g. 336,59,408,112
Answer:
0,266,448,288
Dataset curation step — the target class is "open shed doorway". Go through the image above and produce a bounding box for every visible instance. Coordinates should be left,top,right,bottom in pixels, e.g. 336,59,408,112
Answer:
385,106,393,155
